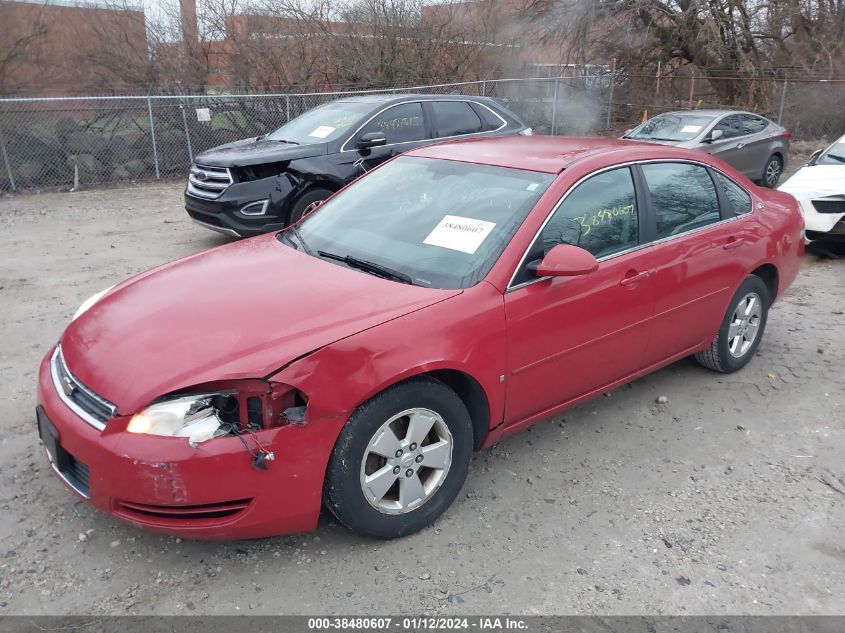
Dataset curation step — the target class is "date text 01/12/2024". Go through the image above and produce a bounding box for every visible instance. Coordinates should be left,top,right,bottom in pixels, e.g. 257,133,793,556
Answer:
306,617,529,631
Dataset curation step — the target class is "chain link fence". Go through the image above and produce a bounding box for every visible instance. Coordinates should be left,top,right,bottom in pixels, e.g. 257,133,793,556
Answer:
0,76,613,192
1,73,841,193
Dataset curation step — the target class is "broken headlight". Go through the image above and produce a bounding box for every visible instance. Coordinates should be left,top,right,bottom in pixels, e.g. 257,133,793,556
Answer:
127,393,232,445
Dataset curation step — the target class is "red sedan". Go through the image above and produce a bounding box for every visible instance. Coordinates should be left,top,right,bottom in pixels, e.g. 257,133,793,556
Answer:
36,136,804,540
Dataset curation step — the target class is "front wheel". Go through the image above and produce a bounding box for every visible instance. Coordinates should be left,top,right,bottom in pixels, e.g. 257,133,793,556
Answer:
760,155,783,188
288,187,333,225
695,275,770,373
324,378,473,539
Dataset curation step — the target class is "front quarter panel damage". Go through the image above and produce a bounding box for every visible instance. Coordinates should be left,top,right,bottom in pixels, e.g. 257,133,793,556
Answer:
270,281,508,443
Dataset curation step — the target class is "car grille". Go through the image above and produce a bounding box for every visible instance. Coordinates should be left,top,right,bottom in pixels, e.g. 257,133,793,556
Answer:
812,199,845,214
116,498,252,522
187,164,233,200
51,346,116,431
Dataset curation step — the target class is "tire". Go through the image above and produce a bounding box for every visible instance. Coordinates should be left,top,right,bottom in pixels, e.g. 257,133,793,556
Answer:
760,154,783,188
695,275,770,373
324,377,473,539
288,187,333,225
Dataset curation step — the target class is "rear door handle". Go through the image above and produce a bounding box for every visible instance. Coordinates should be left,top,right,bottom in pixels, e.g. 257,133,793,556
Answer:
724,237,745,251
736,142,745,149
620,270,650,287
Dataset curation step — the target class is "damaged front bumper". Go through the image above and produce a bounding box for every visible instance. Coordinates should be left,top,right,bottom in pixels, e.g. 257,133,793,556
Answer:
184,176,297,238
36,352,348,540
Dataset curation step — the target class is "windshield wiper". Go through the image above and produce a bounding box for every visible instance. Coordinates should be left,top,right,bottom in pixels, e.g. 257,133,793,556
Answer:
824,153,845,163
317,250,414,285
272,138,300,145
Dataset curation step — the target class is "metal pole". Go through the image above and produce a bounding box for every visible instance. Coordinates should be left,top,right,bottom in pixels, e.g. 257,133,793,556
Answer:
778,80,788,125
0,127,16,192
605,58,616,129
286,95,291,122
146,97,160,179
688,71,695,109
655,61,661,97
180,103,194,163
481,80,486,97
551,77,559,135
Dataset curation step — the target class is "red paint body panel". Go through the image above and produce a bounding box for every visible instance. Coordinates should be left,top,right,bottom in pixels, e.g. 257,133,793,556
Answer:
62,234,458,414
36,137,805,539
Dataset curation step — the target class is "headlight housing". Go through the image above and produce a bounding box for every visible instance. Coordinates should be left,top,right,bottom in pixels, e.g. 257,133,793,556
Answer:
72,285,114,321
127,393,232,445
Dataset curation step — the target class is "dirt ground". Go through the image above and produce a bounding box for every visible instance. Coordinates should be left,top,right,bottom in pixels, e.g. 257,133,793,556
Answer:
0,181,843,616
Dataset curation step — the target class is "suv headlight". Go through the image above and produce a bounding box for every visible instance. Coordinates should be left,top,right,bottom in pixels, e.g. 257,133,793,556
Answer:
127,394,230,445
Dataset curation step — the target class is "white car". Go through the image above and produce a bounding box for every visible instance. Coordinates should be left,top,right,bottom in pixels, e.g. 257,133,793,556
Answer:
779,134,845,243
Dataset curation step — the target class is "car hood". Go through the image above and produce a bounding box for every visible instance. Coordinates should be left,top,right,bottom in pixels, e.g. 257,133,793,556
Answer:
60,235,460,414
779,165,845,199
194,138,329,168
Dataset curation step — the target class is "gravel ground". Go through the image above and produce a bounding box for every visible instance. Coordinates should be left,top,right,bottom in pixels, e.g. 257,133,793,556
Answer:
0,182,843,616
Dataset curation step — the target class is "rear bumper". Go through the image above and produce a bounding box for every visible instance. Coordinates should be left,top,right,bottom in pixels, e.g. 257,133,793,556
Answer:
184,176,296,238
36,349,347,540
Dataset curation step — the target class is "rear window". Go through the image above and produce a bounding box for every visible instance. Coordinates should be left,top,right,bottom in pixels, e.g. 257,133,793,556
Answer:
433,101,483,137
471,103,505,131
716,173,752,215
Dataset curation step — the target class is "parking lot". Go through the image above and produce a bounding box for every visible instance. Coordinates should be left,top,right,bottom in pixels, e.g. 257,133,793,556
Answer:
0,182,843,616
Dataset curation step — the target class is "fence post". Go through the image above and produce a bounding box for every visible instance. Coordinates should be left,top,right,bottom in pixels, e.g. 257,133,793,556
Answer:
146,97,160,179
688,71,696,109
605,58,616,129
551,77,559,135
286,95,291,122
481,80,486,97
0,126,16,192
180,102,194,163
778,80,788,125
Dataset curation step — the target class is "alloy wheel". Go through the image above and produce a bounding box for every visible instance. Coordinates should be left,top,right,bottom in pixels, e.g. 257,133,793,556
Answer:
727,292,763,358
765,159,782,186
359,408,453,514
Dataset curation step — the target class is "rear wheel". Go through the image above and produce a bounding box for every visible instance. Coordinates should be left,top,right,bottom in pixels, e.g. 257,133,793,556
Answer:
695,275,770,373
288,187,333,225
760,154,783,188
324,378,472,539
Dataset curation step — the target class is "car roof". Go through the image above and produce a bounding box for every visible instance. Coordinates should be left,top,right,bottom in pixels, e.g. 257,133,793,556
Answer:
335,93,494,105
654,108,765,118
408,135,717,174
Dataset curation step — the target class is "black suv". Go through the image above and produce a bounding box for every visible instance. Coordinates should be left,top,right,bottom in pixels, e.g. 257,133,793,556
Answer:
184,94,530,237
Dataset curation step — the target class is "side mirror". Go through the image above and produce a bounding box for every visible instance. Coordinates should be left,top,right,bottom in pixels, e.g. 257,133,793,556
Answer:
529,244,598,278
807,149,823,166
357,132,387,149
706,129,724,143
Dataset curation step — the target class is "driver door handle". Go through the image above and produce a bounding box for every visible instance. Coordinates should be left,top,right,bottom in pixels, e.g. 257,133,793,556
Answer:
724,237,745,251
736,142,745,149
620,270,650,287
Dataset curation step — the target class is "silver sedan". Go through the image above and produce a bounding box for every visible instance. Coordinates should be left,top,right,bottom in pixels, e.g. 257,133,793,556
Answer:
622,110,791,188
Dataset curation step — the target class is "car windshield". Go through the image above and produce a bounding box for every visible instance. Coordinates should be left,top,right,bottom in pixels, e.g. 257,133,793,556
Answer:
818,139,845,165
280,156,555,289
627,113,716,142
264,101,372,144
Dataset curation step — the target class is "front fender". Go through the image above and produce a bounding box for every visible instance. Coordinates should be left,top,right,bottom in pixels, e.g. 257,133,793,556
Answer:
271,281,507,434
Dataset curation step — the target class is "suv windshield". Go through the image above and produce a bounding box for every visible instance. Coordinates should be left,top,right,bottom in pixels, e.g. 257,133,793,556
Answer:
265,101,372,144
818,139,845,165
626,113,716,142
281,156,555,289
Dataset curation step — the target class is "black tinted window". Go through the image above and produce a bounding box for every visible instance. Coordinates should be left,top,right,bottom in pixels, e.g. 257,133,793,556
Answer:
362,103,426,144
714,115,745,139
716,173,752,215
541,167,639,259
433,101,483,137
642,163,720,238
471,103,505,131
